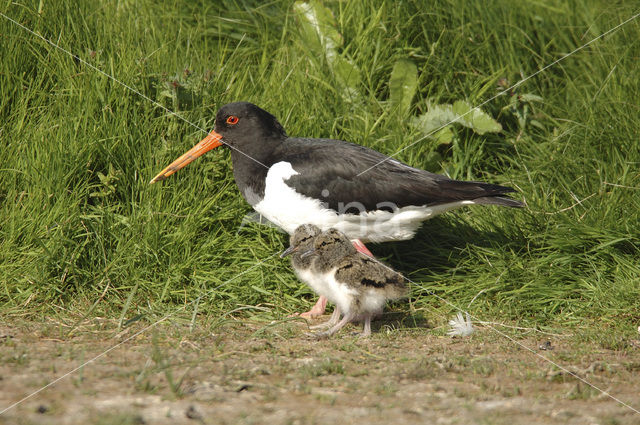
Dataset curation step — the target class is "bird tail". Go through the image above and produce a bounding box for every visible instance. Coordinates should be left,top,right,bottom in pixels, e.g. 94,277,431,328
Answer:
473,196,525,208
436,180,525,208
386,277,410,300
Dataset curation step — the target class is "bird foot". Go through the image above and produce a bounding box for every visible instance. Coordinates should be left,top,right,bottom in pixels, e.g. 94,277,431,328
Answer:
309,323,330,330
309,307,341,330
347,330,371,339
357,330,371,339
305,331,331,340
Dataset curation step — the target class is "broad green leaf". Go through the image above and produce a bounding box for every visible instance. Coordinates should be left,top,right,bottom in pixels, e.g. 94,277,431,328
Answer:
411,100,502,141
293,1,361,101
452,100,502,134
332,55,361,98
389,59,418,116
410,102,458,143
432,126,454,144
293,1,343,56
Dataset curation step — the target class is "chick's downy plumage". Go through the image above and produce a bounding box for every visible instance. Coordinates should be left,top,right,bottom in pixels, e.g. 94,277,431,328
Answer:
285,226,408,337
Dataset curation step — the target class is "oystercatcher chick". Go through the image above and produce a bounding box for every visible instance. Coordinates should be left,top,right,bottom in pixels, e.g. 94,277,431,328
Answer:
151,102,523,316
282,225,408,338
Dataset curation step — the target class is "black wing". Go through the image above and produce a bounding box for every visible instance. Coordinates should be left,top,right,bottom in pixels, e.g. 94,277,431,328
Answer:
273,138,522,212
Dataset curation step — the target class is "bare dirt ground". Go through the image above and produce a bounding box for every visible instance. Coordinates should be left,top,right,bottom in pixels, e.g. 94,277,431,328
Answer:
1,315,639,425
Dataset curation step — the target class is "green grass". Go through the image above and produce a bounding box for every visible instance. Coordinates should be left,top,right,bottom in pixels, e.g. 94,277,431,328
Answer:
1,0,639,338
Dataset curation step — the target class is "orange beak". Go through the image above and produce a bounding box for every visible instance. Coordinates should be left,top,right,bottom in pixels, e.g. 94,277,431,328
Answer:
149,131,223,184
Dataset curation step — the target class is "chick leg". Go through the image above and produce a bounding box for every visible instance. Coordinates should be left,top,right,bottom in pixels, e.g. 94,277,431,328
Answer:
309,307,341,330
311,312,356,338
360,315,373,338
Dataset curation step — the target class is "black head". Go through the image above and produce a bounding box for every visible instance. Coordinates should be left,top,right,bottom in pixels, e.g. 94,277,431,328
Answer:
214,102,287,148
149,102,285,184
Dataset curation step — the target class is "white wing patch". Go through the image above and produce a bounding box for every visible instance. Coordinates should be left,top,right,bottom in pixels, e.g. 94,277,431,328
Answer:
253,162,337,233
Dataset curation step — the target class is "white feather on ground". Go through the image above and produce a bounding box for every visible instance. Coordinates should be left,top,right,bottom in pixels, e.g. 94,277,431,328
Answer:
447,311,474,337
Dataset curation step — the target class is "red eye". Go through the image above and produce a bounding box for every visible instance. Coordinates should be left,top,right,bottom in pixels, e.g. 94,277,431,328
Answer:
226,115,239,125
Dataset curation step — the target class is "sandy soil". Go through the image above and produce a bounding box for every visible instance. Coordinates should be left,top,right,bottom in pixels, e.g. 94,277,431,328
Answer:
1,315,639,425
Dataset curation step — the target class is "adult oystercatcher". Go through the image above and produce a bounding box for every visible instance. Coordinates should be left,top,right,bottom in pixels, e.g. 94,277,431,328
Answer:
150,102,522,315
282,225,408,338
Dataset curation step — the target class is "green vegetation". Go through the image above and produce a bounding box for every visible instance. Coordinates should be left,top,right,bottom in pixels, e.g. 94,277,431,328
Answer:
1,0,638,339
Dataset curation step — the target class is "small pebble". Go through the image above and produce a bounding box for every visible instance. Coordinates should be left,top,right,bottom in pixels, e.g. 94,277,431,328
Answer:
539,340,553,351
186,405,202,420
236,384,250,392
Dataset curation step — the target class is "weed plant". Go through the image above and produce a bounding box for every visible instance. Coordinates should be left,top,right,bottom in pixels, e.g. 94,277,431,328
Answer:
1,1,638,337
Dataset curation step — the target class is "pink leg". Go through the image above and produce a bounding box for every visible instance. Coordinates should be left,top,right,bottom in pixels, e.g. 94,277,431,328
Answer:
351,239,374,257
295,295,328,319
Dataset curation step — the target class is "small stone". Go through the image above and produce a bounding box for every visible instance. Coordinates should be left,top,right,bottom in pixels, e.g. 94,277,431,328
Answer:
185,405,202,420
236,384,250,392
539,340,553,351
